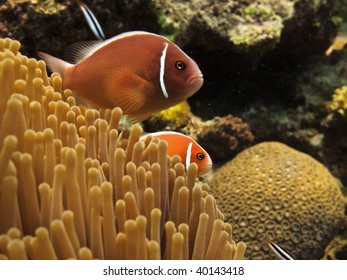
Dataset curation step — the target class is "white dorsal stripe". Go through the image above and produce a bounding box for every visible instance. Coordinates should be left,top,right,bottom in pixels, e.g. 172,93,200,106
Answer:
159,42,169,98
71,31,173,65
185,142,193,169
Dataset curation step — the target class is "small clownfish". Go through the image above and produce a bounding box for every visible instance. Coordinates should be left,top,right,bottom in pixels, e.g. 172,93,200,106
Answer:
38,32,203,123
140,131,212,175
268,241,294,260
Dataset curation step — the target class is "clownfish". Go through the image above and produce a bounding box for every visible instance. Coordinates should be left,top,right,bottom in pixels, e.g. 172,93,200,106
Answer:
38,32,203,123
268,241,294,260
141,131,212,175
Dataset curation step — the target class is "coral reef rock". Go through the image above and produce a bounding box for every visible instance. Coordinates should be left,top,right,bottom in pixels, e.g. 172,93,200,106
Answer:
155,0,293,53
322,231,347,260
144,101,192,131
211,141,345,259
327,85,347,118
196,115,254,162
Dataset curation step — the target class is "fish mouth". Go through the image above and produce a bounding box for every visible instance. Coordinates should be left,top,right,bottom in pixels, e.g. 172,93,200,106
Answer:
198,161,213,175
187,73,204,86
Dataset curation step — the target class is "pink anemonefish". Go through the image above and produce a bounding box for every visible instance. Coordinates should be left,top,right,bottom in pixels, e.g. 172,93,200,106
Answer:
38,32,203,123
141,131,212,175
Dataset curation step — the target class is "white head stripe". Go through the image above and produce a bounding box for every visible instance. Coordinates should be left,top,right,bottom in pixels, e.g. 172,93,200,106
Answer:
159,42,169,98
185,142,193,169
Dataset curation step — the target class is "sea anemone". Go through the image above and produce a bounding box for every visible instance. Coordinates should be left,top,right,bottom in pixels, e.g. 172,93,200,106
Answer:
0,37,246,260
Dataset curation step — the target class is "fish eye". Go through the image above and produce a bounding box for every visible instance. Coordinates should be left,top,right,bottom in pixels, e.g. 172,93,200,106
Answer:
175,61,185,70
196,153,205,160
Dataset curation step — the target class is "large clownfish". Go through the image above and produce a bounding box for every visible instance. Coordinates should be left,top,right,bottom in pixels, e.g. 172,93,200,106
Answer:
141,131,212,175
38,31,203,123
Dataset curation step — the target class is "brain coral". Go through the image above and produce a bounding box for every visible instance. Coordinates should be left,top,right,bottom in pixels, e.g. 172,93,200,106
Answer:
211,142,345,260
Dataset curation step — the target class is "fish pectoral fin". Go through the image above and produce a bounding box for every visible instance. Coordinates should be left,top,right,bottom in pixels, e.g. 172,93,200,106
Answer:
109,69,150,115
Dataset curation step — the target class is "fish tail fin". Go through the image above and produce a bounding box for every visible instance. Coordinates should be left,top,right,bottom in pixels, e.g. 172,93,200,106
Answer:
37,52,73,78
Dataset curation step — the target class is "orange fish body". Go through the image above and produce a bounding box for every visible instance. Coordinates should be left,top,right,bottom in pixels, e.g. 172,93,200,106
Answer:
38,32,203,122
141,131,212,175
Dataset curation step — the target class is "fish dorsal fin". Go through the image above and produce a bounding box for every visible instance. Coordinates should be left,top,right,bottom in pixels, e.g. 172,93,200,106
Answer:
64,31,167,64
64,40,104,64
